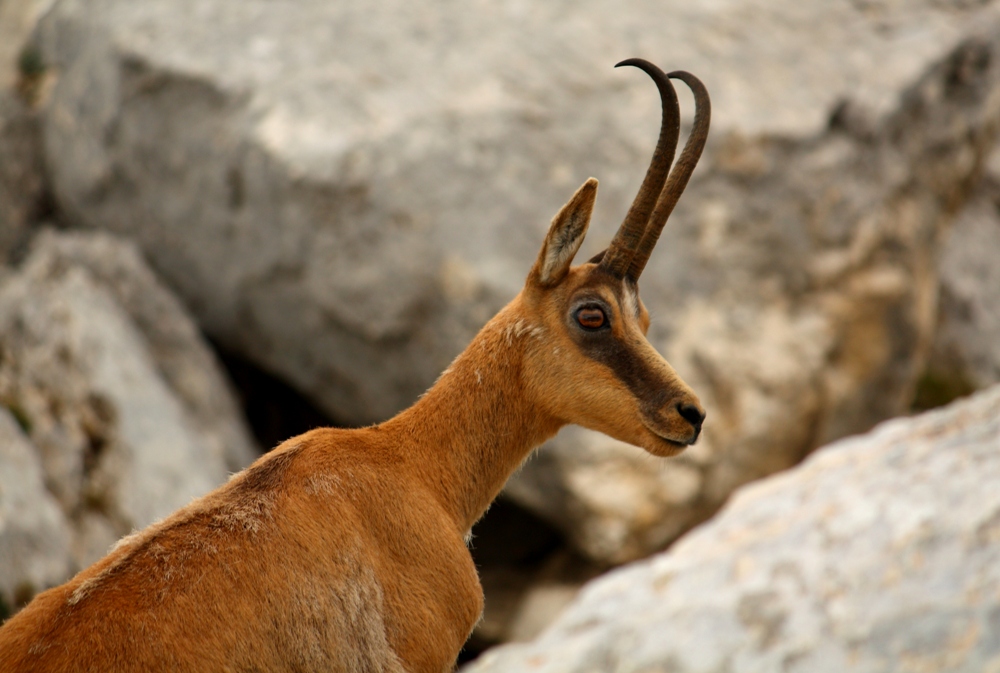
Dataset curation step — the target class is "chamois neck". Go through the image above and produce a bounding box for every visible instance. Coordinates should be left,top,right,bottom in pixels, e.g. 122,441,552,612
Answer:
383,301,561,533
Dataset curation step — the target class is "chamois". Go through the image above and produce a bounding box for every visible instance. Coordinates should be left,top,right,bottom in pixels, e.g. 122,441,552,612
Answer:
0,59,709,673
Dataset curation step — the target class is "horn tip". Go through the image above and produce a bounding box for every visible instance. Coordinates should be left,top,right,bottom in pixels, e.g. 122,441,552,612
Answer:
615,57,648,69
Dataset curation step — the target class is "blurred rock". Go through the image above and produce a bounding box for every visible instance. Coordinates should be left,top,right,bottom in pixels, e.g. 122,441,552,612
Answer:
511,30,1000,561
0,0,53,91
0,0,53,259
26,229,258,471
506,582,581,644
29,0,1000,563
0,230,255,569
0,93,44,261
466,384,1000,673
929,164,1000,392
0,407,72,614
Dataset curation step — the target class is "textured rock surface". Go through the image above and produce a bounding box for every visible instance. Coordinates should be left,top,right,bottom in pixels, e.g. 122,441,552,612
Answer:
25,229,258,471
0,407,72,612
31,0,1000,562
466,384,1000,673
0,230,255,567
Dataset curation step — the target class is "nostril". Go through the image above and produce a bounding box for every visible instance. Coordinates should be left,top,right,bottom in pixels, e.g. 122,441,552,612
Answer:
677,403,705,429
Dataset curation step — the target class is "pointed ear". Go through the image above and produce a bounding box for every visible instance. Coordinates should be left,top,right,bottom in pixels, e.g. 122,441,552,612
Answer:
530,178,598,287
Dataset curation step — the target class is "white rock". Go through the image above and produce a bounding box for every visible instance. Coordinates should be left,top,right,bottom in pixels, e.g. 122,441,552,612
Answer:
465,384,1000,673
24,229,258,472
0,231,255,569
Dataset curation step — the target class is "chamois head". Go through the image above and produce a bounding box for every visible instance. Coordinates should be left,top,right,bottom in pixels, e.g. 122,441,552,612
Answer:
521,60,709,457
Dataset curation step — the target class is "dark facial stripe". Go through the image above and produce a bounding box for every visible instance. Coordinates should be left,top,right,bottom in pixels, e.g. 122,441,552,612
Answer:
568,310,680,417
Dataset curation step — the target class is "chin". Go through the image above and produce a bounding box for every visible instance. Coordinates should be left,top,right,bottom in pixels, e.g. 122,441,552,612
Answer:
632,425,692,458
643,437,688,457
637,428,689,457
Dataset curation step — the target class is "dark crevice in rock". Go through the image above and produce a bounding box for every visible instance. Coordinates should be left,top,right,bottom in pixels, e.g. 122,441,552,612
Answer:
210,340,341,452
460,497,603,664
468,497,565,569
910,366,977,413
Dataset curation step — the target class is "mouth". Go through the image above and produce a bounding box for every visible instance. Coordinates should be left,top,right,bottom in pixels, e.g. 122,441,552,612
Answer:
641,420,693,455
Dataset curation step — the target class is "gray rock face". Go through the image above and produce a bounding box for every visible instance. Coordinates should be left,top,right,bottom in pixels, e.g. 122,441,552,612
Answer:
0,407,72,612
26,229,258,472
30,0,1000,562
466,384,1000,673
0,230,255,568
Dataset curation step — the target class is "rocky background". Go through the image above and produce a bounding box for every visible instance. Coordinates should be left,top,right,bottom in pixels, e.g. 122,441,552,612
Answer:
467,381,1000,673
1,0,999,663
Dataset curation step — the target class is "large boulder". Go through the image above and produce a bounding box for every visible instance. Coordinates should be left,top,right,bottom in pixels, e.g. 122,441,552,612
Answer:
31,0,1000,561
0,230,256,571
466,384,1000,673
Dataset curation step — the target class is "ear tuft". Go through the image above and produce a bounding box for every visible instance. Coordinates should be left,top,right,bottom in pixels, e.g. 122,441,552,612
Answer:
532,178,598,287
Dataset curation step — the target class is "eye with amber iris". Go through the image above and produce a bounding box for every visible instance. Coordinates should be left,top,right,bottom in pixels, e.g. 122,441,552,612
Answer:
575,306,607,330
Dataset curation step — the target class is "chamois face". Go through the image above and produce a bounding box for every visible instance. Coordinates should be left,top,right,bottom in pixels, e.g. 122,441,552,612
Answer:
521,61,710,457
522,178,705,457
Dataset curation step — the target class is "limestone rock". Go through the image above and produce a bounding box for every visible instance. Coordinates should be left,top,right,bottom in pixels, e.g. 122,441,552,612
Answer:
30,0,1000,563
0,407,72,613
466,384,1000,673
25,229,258,471
0,230,256,568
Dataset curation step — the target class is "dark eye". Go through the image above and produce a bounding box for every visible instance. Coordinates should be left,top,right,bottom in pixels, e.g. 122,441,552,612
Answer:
575,307,607,330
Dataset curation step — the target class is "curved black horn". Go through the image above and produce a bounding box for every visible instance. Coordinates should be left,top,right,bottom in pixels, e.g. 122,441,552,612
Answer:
599,59,681,279
626,70,711,281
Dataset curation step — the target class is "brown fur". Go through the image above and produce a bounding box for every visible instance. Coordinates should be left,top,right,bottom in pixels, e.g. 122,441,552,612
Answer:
0,151,705,673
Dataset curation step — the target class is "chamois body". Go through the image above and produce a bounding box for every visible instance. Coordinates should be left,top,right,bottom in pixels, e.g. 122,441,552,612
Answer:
0,302,556,673
0,60,710,672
